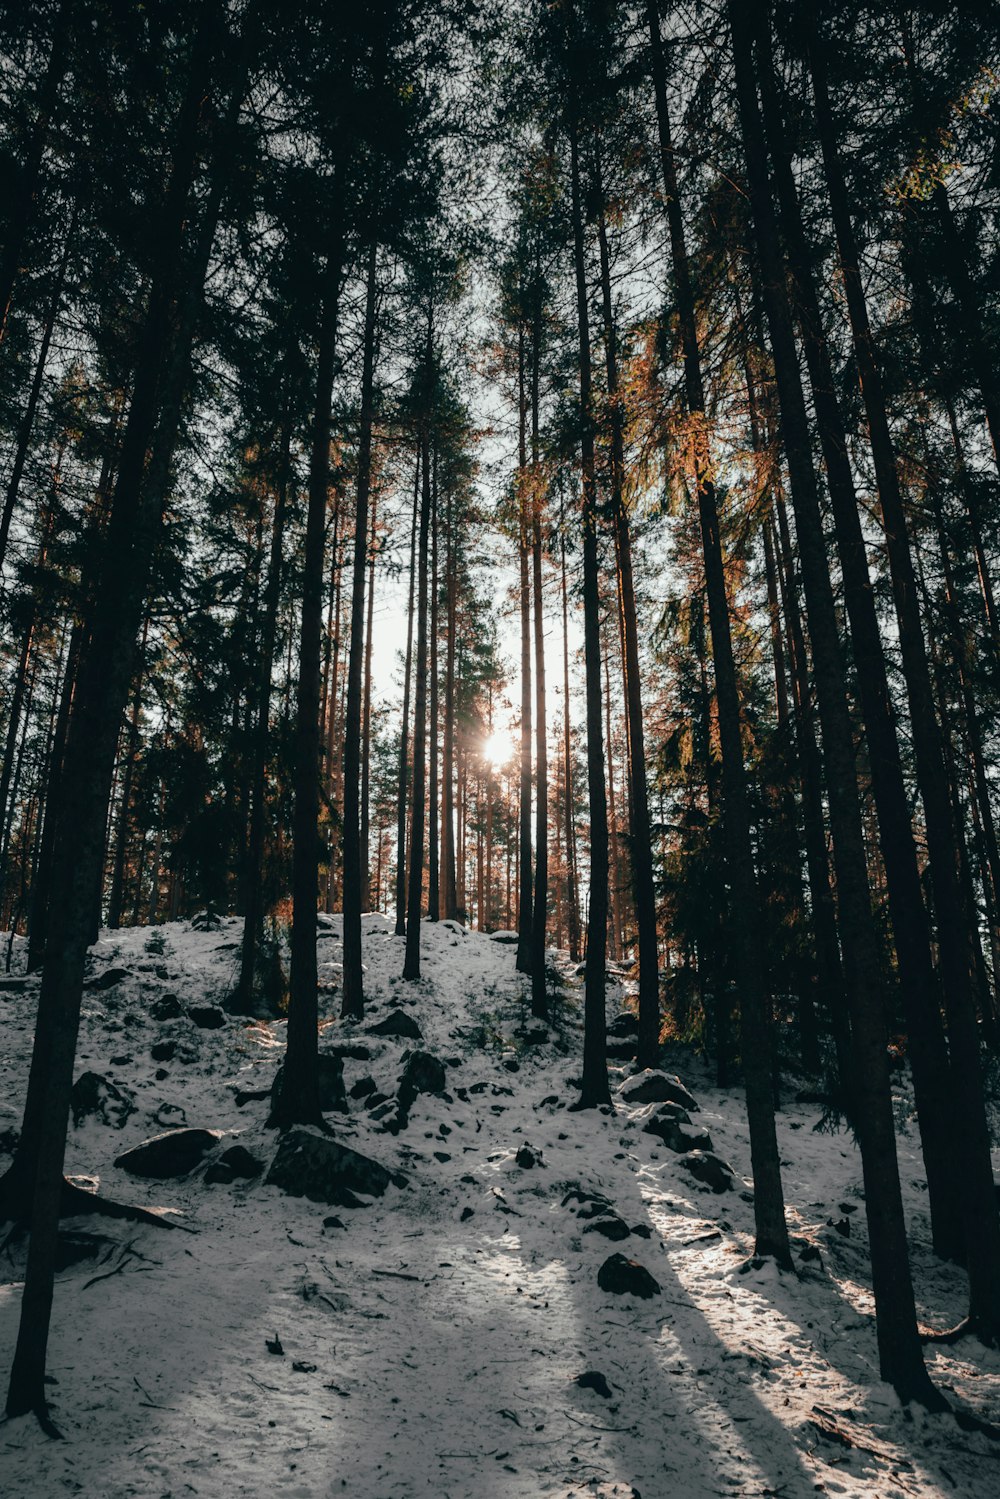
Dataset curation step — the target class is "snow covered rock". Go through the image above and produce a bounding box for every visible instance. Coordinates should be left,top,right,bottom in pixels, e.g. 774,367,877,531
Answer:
618,1069,699,1111
115,1127,223,1178
265,1126,407,1207
679,1149,735,1193
597,1253,661,1298
641,1103,713,1154
489,930,519,944
70,1071,135,1129
204,1143,263,1185
397,1050,447,1115
272,1053,347,1114
150,993,183,1021
367,1009,422,1040
583,1213,631,1241
85,966,131,992
187,1004,226,1029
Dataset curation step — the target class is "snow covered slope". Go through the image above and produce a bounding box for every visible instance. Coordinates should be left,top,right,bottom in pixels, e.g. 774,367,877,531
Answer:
1,915,998,1498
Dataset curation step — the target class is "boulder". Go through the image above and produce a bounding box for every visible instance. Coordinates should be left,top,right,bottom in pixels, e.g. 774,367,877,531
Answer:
398,1050,447,1116
266,1126,406,1207
85,967,131,992
205,1143,263,1185
597,1253,661,1299
71,1071,135,1129
367,1010,422,1041
218,1143,263,1179
151,1040,176,1062
576,1370,612,1399
116,1127,222,1178
583,1213,631,1241
151,993,183,1022
618,1069,699,1111
349,1074,377,1100
642,1104,713,1154
679,1150,735,1193
515,1143,540,1169
188,1004,226,1030
325,1042,372,1062
272,1053,347,1115
489,930,519,945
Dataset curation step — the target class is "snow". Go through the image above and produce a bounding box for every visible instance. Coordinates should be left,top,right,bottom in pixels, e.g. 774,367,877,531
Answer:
1,915,999,1497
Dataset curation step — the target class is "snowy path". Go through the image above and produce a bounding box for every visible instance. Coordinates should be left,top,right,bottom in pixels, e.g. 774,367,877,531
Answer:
1,914,999,1497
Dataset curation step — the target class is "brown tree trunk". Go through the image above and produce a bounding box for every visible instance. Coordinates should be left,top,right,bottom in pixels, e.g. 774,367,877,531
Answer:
807,26,1000,1316
647,0,789,1263
728,0,937,1403
566,29,610,1108
342,240,378,1019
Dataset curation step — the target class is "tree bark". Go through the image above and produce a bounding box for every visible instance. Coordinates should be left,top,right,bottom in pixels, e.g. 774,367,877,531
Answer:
341,239,378,1020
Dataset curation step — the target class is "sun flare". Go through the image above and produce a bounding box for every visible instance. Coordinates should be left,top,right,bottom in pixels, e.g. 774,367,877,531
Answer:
482,726,515,770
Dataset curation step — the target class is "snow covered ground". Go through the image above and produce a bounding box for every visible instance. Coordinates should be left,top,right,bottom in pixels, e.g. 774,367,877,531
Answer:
1,914,999,1498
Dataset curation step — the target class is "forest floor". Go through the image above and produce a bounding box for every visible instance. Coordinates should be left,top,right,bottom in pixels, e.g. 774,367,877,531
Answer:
1,916,1000,1498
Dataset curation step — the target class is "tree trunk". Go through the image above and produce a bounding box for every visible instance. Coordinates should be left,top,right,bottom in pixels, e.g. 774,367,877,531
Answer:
231,416,291,1014
806,25,999,1309
646,0,789,1263
566,33,610,1108
595,188,659,1067
395,452,420,936
428,448,440,921
341,239,378,1020
516,321,533,973
403,334,434,981
5,12,227,1419
728,0,937,1404
272,221,343,1125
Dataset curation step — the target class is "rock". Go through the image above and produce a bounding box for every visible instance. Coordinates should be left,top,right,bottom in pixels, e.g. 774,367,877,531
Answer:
583,1213,631,1241
502,1057,521,1073
85,967,130,992
365,1091,391,1110
151,1040,176,1062
204,1162,236,1185
576,1370,613,1399
679,1150,735,1193
116,1127,222,1178
151,994,183,1021
70,1071,135,1129
154,1102,186,1127
323,1215,346,1231
219,1144,262,1179
188,1004,226,1030
460,1206,474,1222
597,1253,661,1298
325,1042,372,1062
0,1125,20,1156
630,1223,652,1239
265,1126,407,1207
606,1039,638,1061
642,1105,713,1154
618,1069,699,1111
367,1010,422,1040
397,1050,447,1116
489,929,519,944
515,1144,540,1169
562,1188,614,1219
272,1054,347,1115
607,1012,639,1038
350,1075,377,1100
